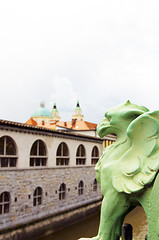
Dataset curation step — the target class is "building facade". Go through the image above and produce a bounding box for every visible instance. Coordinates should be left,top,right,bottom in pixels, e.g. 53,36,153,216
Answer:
0,120,105,240
0,100,117,239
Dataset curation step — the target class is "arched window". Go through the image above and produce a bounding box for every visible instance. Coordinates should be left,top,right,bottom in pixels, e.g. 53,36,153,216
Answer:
91,146,99,165
59,183,66,200
30,140,47,167
78,180,84,195
0,192,10,214
76,145,86,165
93,179,98,191
56,142,69,166
0,136,17,167
33,187,43,206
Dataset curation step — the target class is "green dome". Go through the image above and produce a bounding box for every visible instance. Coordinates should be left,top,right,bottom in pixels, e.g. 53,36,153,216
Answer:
32,102,53,118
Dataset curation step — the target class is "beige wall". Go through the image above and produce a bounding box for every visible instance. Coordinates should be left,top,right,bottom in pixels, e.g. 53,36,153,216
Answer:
0,129,103,168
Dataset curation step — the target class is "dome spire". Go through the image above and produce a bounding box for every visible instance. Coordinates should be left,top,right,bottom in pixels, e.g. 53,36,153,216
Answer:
72,100,84,121
40,101,45,108
52,101,60,122
76,100,80,108
53,102,57,109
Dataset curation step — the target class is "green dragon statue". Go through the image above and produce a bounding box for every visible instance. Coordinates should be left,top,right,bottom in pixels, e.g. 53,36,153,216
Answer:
79,100,159,240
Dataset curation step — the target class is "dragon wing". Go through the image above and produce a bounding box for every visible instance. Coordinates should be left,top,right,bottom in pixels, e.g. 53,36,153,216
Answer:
113,111,159,194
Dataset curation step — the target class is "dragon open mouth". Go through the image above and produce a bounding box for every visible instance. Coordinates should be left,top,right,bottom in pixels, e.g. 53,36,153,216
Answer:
97,121,111,138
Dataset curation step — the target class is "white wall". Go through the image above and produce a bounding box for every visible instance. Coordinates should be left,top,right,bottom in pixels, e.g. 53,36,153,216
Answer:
0,128,103,169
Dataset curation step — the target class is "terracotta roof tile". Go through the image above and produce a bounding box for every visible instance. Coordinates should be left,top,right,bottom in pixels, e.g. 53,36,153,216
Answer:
25,118,37,126
56,120,97,131
25,117,97,131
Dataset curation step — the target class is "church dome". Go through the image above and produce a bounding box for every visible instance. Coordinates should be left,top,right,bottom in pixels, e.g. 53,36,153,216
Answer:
32,102,53,118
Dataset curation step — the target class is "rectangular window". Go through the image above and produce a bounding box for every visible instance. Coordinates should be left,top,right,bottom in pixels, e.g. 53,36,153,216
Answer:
56,158,69,166
35,159,40,166
4,203,9,213
76,158,86,165
42,158,46,166
1,158,8,167
0,158,17,167
30,158,34,166
91,158,99,165
30,158,47,167
33,198,36,206
9,158,17,167
38,197,41,205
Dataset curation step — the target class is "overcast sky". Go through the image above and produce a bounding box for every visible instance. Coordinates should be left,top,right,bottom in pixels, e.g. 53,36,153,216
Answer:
1,0,159,124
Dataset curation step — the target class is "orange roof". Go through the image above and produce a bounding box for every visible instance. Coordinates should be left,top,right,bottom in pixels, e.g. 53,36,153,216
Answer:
25,118,37,126
25,118,97,131
26,119,57,129
42,121,56,129
56,120,97,131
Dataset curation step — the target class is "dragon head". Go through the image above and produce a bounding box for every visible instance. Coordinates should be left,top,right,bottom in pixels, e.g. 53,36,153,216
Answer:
97,100,149,138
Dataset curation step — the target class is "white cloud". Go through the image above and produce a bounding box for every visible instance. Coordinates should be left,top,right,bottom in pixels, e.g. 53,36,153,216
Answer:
49,76,78,121
1,0,159,123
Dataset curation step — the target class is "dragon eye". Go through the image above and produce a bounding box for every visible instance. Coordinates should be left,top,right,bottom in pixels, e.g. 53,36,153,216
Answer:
107,116,111,121
105,113,111,121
